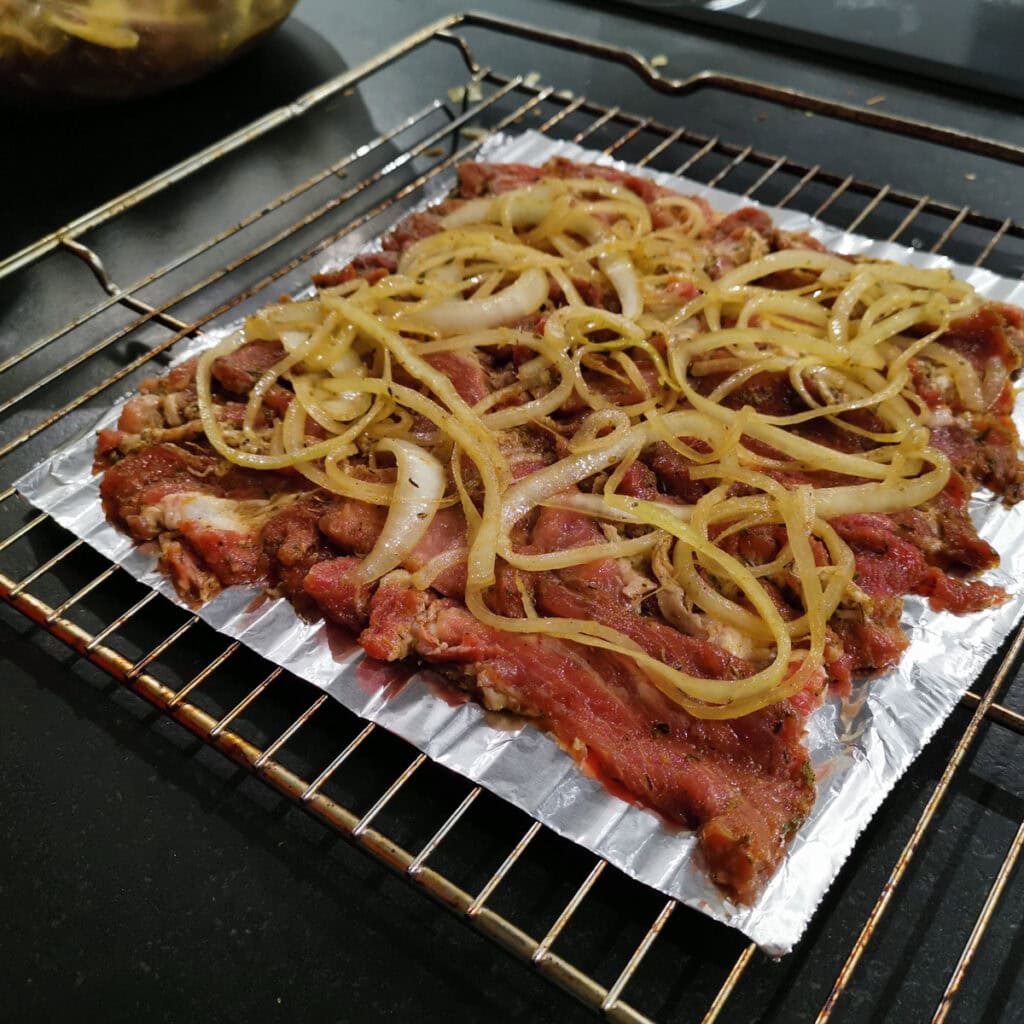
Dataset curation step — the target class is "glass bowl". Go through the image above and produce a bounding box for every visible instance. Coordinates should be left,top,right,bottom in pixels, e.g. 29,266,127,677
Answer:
0,0,300,101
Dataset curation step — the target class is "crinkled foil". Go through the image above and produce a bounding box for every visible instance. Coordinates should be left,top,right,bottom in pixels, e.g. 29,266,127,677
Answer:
17,131,1024,955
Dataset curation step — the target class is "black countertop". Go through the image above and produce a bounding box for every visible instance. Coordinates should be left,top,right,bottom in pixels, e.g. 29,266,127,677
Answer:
3,3,1023,1023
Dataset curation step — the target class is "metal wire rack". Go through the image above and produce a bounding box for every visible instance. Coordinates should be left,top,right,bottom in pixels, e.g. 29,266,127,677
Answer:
2,12,1023,1023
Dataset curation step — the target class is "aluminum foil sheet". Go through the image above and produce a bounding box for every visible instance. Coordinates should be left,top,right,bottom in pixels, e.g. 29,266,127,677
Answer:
17,130,1024,955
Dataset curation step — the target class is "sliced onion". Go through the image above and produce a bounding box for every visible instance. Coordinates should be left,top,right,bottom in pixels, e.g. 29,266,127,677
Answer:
408,267,549,336
441,197,495,228
981,355,1010,409
503,532,661,572
713,248,852,290
809,449,950,517
441,184,557,231
409,546,468,590
497,184,558,229
600,252,642,319
922,341,987,412
500,422,648,537
356,439,446,583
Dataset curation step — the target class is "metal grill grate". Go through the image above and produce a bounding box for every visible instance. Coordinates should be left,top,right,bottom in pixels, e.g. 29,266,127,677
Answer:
2,13,1023,1023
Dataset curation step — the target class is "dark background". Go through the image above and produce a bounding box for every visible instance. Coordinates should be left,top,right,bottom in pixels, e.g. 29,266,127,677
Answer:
627,0,1024,101
3,2,1023,1022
